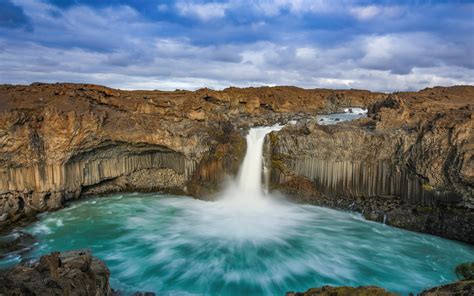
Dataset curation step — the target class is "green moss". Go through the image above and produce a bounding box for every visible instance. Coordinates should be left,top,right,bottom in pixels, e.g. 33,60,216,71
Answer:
271,157,287,172
268,132,278,146
421,183,434,191
417,206,434,213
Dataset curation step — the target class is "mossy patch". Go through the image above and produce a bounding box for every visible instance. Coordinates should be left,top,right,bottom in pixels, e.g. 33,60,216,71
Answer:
268,132,279,146
271,157,287,173
421,183,434,191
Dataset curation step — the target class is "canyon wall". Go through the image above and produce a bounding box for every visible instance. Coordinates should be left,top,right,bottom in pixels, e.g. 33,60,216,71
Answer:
0,83,383,229
269,86,473,243
0,83,472,242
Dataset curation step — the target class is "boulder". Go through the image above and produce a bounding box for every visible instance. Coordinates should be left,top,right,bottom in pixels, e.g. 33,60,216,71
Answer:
0,250,112,295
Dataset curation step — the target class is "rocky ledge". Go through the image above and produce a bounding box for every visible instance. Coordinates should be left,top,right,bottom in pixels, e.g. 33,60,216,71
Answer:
286,286,396,296
0,250,111,295
286,281,474,296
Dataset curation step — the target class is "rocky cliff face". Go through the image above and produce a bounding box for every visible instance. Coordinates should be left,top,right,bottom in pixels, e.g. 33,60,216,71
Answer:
269,86,474,242
0,83,384,229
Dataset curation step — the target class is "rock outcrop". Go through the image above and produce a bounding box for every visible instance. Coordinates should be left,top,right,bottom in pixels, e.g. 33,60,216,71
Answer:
285,281,474,296
419,280,474,295
269,86,473,242
285,286,396,296
0,250,112,295
0,83,385,229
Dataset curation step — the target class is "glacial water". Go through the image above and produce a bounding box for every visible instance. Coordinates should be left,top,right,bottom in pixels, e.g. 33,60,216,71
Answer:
1,124,473,295
2,194,472,295
316,107,367,125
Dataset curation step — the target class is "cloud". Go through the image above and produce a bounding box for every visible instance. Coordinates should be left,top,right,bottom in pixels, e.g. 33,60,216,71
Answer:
358,33,474,74
350,5,379,20
349,5,401,21
0,0,472,92
176,1,230,21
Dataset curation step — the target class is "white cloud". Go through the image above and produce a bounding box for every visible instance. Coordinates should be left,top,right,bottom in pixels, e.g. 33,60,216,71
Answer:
176,1,229,21
174,0,335,19
350,5,401,21
350,5,379,20
3,0,473,92
2,31,472,92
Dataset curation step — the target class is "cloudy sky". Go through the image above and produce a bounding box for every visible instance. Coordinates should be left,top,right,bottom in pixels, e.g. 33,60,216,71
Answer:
0,0,473,91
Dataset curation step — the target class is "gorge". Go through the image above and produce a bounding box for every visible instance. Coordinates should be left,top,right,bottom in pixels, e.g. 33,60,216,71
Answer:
0,83,473,295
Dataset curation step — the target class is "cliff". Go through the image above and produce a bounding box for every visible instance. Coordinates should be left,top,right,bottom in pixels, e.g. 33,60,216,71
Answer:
0,83,385,229
269,86,474,242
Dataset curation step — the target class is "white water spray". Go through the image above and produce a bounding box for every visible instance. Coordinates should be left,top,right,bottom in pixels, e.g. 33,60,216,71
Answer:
236,124,283,197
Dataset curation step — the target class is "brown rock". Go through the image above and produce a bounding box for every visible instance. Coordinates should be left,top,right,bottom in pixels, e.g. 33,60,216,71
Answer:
419,280,474,296
269,86,474,242
0,250,112,295
285,285,396,296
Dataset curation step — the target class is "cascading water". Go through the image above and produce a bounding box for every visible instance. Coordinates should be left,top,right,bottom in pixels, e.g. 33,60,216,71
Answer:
233,124,283,199
1,124,473,295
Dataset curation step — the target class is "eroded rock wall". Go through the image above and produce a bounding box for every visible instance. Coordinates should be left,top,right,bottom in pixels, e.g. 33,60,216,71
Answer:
269,86,474,242
0,83,383,229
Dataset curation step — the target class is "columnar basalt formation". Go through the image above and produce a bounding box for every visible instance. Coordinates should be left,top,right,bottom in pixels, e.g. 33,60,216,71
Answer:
269,86,474,243
0,83,384,229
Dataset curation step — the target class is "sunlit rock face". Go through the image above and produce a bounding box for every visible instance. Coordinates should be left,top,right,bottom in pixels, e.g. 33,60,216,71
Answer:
0,83,383,228
269,86,474,243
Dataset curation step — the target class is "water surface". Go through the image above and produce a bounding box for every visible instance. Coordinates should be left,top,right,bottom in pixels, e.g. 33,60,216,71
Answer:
2,193,472,295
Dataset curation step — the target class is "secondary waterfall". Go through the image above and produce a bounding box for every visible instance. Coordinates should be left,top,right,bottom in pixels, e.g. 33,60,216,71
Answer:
235,124,283,198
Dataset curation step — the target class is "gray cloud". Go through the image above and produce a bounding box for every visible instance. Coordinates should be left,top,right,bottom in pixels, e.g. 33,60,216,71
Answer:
0,0,472,92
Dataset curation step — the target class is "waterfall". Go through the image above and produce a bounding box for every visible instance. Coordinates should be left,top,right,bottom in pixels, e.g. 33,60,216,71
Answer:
237,125,283,196
221,124,282,204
